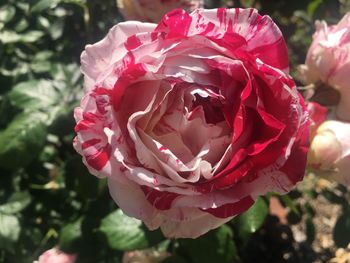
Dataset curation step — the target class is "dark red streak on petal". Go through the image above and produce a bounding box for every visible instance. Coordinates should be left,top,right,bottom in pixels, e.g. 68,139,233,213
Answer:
125,35,142,51
156,9,192,38
85,144,111,171
201,196,254,218
141,186,180,210
75,119,94,132
81,138,102,149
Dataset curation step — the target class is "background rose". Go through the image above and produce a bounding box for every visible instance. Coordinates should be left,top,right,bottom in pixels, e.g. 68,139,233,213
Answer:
116,0,203,22
299,12,350,121
34,248,77,263
74,8,309,238
308,120,350,187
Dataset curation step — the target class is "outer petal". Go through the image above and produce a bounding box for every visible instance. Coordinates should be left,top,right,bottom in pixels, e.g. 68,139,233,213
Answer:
160,210,232,239
107,175,232,239
80,21,156,90
156,8,289,72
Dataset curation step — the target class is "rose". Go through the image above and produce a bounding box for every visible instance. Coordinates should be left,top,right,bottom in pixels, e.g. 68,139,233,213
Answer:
74,8,309,238
34,248,77,263
117,0,203,22
308,120,350,187
299,13,350,121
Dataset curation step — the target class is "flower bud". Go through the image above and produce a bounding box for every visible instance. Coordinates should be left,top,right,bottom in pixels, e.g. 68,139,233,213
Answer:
34,248,77,263
308,130,342,169
308,120,350,187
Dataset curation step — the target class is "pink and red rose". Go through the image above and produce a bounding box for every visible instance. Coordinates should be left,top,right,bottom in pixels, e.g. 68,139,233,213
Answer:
299,12,350,121
35,248,77,263
74,8,309,238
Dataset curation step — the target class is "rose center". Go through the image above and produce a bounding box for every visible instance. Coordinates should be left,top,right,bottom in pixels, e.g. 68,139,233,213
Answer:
191,94,225,125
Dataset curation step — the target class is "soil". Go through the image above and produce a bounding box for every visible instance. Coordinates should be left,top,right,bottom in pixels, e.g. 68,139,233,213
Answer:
243,176,349,263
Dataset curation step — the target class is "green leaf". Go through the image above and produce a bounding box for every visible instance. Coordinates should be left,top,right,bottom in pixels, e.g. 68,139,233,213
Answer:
333,211,350,248
306,217,315,244
281,194,300,216
59,217,83,253
179,225,240,263
49,20,64,40
235,197,268,243
0,213,20,251
322,189,347,206
14,19,29,32
34,51,54,61
38,16,50,29
9,80,58,110
31,0,61,13
307,0,324,16
0,30,44,44
20,30,44,43
0,191,32,214
0,112,47,170
0,5,16,23
31,60,52,73
0,30,21,44
100,209,164,251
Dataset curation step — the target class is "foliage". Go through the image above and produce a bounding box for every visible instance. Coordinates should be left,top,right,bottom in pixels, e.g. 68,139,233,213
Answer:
0,0,349,262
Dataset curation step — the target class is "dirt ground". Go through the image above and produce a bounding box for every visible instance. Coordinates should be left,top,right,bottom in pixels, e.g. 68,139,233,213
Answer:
244,176,350,263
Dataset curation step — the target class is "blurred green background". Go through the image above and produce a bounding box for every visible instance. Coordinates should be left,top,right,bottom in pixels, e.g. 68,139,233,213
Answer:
1,0,350,262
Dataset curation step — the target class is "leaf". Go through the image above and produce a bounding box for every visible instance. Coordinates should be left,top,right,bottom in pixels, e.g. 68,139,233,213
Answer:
49,20,64,40
0,191,32,214
0,5,16,23
0,112,47,170
59,217,83,253
38,16,50,29
0,30,21,44
235,197,268,243
20,30,44,43
333,211,350,248
34,51,54,61
14,19,29,32
306,217,315,244
287,204,303,225
9,80,59,111
281,194,300,216
307,0,323,16
0,30,44,44
31,0,61,13
322,189,347,206
100,209,164,251
179,225,240,263
0,213,20,251
31,60,52,73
